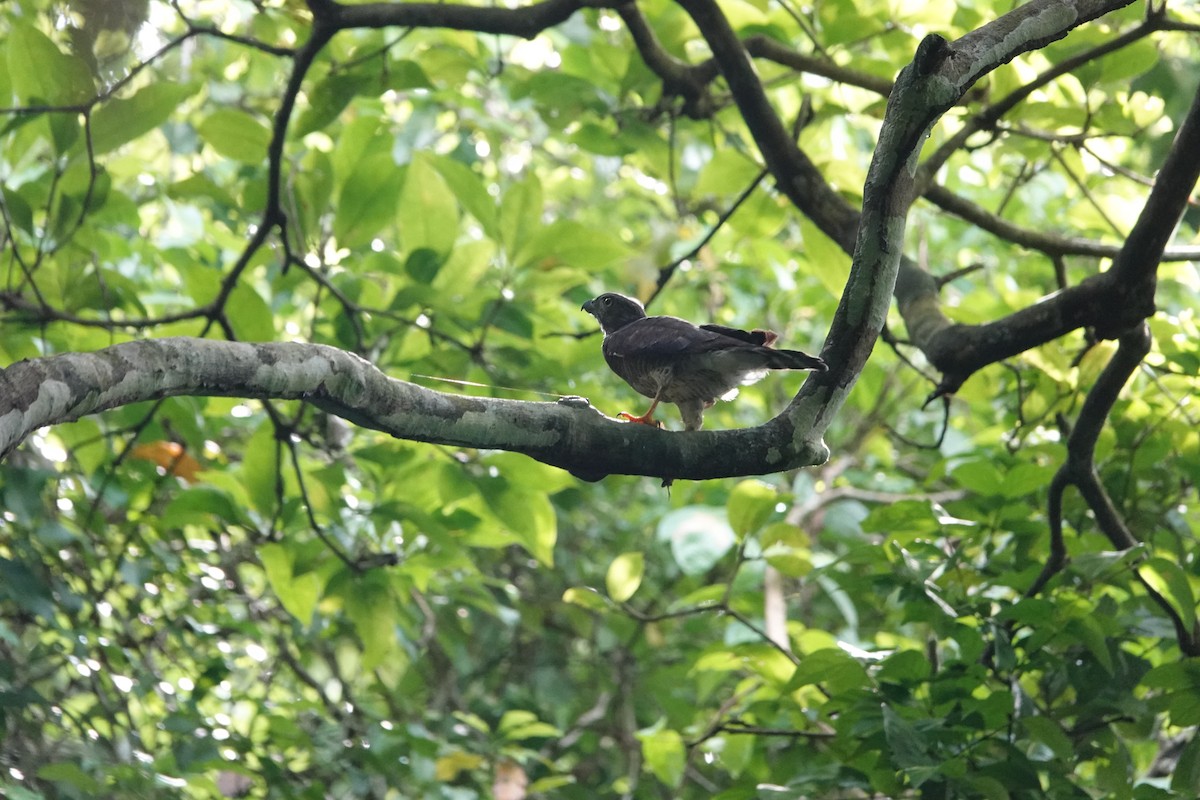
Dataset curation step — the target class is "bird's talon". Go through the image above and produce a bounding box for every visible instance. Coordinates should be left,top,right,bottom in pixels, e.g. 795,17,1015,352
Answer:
617,411,663,429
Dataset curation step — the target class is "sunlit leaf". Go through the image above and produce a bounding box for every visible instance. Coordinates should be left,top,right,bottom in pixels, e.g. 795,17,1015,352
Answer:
636,724,685,788
726,479,778,538
7,22,93,105
197,108,272,163
398,154,459,256
606,551,644,602
499,177,543,264
91,82,197,154
258,543,322,626
333,152,405,248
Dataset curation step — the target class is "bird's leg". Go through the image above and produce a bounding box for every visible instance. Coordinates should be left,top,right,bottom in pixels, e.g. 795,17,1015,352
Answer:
618,394,664,428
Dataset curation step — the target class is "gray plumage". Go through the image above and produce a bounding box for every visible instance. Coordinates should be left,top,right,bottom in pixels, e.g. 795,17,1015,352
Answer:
582,292,827,430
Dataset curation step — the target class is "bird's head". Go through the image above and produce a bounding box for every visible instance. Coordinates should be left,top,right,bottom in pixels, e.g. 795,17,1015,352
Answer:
582,292,647,334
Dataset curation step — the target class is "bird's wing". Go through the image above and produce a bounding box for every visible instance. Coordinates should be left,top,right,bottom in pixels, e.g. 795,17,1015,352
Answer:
698,324,778,347
604,316,714,362
606,316,771,361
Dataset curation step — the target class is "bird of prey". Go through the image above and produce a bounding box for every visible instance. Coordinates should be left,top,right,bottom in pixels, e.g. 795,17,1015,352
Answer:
582,292,827,430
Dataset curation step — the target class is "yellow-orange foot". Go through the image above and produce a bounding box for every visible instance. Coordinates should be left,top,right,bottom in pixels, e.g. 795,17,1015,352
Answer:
618,411,664,429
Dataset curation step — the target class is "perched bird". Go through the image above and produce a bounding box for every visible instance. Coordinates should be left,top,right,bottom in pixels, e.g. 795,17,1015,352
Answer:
582,292,827,430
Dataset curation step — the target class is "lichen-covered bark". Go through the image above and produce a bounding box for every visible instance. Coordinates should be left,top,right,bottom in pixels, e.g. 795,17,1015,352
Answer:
0,338,829,482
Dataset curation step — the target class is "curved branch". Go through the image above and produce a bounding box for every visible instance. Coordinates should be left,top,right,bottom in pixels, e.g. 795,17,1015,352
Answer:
328,0,593,39
672,0,1146,405
742,35,895,98
918,10,1166,186
923,185,1200,262
1029,324,1196,654
0,339,830,482
617,3,716,117
909,79,1200,391
673,0,861,249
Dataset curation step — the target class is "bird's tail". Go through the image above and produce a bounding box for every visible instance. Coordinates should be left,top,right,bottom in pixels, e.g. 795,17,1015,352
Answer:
765,348,827,372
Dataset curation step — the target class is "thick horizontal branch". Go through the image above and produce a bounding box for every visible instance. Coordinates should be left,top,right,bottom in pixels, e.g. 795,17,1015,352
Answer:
0,339,832,482
326,0,593,39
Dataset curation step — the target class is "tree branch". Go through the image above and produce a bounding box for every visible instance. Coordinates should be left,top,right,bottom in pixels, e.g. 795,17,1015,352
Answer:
742,35,894,98
1028,323,1196,654
917,9,1166,186
0,339,830,482
671,0,1151,404
922,185,1200,262
328,0,593,39
672,0,862,249
905,77,1200,392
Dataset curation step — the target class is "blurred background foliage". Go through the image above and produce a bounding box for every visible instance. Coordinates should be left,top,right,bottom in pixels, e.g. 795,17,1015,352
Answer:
1,0,1198,797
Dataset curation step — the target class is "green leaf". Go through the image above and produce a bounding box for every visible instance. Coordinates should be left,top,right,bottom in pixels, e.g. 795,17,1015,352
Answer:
197,108,272,163
240,423,279,517
1171,733,1200,795
429,155,498,237
882,705,936,769
951,459,1005,496
293,73,368,137
1021,716,1074,760
405,248,444,283
727,479,778,538
386,59,434,91
91,82,197,154
480,480,557,565
36,762,101,794
799,217,851,296
7,22,94,105
562,586,609,612
860,499,940,538
1139,557,1196,634
786,647,870,693
0,557,56,619
227,282,276,342
1066,615,1113,675
876,649,932,684
499,710,562,740
569,121,635,156
49,113,81,155
1094,38,1160,84
162,488,243,528
333,153,404,248
0,186,34,234
759,521,812,577
637,724,685,788
693,148,762,197
493,302,535,339
656,506,735,576
398,154,459,256
344,573,399,671
1069,548,1143,581
499,177,543,264
259,543,321,626
517,219,632,270
711,732,753,777
1000,462,1055,499
606,551,644,602
1141,660,1200,691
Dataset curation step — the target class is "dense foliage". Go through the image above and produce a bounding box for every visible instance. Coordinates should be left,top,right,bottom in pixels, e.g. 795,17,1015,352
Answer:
1,0,1198,798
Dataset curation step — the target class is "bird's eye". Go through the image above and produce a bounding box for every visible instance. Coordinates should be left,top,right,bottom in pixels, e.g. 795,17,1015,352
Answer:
602,297,612,306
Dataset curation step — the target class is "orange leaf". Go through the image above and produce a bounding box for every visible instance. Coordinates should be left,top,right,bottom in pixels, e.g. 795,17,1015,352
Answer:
130,441,202,483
